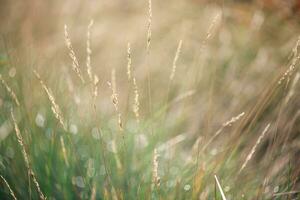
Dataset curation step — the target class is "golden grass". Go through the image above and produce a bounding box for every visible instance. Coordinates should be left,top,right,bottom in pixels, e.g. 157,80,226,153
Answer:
151,148,160,189
239,123,271,173
0,1,300,199
201,112,245,152
33,70,67,131
132,77,140,123
11,109,46,200
64,24,85,83
146,0,152,53
0,175,17,200
278,36,300,85
0,74,20,106
86,19,94,82
169,40,183,81
108,69,123,131
127,42,132,81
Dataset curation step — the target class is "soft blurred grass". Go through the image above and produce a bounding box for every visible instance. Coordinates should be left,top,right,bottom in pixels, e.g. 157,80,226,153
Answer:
0,0,300,199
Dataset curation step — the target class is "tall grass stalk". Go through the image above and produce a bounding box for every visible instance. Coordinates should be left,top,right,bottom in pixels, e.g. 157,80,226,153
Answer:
108,69,123,131
201,112,245,152
239,123,271,173
0,175,17,200
60,136,69,167
33,70,67,131
0,74,20,106
132,77,140,123
86,19,94,82
151,148,160,190
64,24,85,83
214,175,227,200
146,0,153,132
11,109,46,200
127,42,132,81
278,36,300,85
163,39,183,120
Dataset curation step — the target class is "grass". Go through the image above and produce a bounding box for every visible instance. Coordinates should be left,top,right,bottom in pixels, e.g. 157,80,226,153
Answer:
0,1,300,199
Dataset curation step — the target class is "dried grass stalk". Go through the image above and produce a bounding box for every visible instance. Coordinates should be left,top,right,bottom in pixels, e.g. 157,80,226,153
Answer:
127,42,132,81
0,175,17,200
214,175,227,200
108,69,123,131
86,20,94,82
93,75,99,100
202,112,245,151
152,148,160,189
239,124,271,173
170,40,183,81
278,36,300,85
11,109,46,200
132,77,140,123
33,70,67,130
206,12,222,41
0,74,20,106
64,24,85,83
146,0,152,52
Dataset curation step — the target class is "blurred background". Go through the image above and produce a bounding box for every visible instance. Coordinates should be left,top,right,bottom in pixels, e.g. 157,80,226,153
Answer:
0,0,300,199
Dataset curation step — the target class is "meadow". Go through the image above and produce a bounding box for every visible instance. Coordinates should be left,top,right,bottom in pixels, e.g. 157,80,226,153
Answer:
0,0,299,199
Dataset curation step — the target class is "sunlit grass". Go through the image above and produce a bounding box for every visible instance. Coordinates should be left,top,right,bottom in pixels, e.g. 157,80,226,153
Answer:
0,1,300,199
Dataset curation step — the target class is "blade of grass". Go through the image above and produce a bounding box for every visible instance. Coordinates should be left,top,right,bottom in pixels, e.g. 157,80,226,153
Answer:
214,175,227,200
